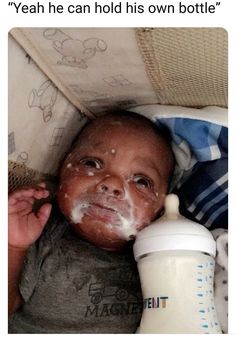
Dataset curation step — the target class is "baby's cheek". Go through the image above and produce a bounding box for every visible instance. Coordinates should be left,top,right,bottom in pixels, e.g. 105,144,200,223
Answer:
60,164,81,181
133,198,161,230
57,187,74,220
58,175,93,198
57,180,83,216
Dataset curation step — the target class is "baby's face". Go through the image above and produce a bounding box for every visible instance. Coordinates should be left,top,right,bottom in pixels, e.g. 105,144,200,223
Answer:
57,116,173,250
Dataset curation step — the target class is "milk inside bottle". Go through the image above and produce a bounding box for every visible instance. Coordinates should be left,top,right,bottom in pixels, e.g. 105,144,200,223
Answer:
133,194,222,334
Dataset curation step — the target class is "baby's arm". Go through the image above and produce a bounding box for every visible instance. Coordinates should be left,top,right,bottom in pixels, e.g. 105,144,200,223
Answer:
8,183,52,314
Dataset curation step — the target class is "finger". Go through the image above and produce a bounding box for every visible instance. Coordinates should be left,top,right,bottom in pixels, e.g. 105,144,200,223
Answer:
9,190,49,208
33,189,50,199
37,182,46,188
8,200,34,215
36,203,52,228
9,197,34,208
9,189,36,205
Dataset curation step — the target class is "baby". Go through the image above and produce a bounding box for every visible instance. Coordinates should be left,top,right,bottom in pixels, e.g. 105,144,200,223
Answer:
8,111,174,333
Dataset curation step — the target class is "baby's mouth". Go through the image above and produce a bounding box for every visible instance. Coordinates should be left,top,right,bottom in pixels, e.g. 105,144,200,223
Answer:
71,200,138,241
86,203,120,223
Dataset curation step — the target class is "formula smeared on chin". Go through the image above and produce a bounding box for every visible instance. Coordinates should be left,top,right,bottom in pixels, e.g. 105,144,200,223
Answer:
70,183,138,242
115,213,137,240
71,202,137,240
71,203,88,223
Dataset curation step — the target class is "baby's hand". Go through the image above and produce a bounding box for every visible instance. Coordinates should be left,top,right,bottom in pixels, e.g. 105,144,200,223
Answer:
8,183,52,250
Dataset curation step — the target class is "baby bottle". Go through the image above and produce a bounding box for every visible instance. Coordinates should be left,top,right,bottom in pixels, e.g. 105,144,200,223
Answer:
133,194,222,334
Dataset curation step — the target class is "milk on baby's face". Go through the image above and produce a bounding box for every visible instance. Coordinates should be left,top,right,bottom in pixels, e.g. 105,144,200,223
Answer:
71,183,138,241
58,114,172,250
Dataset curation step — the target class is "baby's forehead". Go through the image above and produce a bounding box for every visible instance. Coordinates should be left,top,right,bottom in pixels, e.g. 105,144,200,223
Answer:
91,115,132,129
72,115,169,157
78,123,151,153
83,115,154,137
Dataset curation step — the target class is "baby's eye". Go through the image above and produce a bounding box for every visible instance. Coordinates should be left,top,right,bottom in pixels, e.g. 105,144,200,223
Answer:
133,175,153,190
79,158,102,169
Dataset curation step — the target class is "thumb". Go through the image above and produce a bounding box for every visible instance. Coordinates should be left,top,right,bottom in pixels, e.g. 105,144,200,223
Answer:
36,203,52,228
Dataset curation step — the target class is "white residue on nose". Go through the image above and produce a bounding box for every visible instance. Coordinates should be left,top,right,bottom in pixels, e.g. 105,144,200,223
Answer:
67,163,72,168
88,172,94,176
155,192,159,198
111,149,116,154
65,193,68,198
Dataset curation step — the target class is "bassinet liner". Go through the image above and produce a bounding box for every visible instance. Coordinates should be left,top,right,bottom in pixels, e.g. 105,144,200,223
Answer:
8,27,228,332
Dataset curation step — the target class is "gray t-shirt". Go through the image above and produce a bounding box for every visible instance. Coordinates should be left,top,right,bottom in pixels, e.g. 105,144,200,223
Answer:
9,207,142,333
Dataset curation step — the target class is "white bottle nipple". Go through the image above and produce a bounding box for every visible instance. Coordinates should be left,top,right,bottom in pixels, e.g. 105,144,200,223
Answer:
163,194,180,220
133,194,216,260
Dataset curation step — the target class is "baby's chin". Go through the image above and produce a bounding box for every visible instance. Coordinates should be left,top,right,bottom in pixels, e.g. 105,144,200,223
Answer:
71,220,129,251
61,203,139,251
57,193,140,250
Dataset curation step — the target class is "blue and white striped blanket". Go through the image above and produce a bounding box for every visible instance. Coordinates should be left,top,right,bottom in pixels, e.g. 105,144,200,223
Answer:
156,118,228,230
130,106,228,230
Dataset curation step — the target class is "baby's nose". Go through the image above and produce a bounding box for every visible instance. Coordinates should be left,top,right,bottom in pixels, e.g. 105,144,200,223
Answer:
96,176,125,198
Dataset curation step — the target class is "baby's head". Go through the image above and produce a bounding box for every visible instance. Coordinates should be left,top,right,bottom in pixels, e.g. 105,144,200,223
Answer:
57,111,174,250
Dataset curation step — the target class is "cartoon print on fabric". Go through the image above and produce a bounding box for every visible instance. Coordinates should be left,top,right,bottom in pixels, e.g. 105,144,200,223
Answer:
103,74,132,87
8,132,16,155
84,266,142,319
43,28,108,69
49,128,65,147
17,152,29,164
28,80,58,123
69,85,137,114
